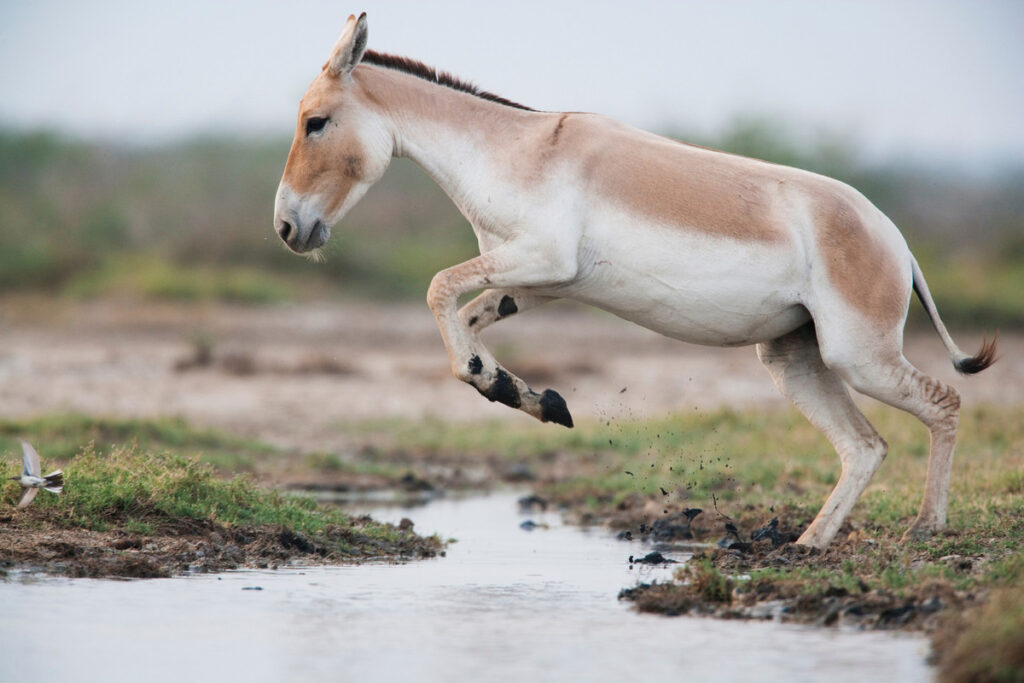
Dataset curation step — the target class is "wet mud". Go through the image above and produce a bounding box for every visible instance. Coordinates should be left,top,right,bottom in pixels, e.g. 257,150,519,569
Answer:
619,542,973,632
612,508,983,637
0,510,442,579
547,491,985,638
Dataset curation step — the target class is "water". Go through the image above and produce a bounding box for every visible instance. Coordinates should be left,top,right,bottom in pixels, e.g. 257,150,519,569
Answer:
0,492,931,682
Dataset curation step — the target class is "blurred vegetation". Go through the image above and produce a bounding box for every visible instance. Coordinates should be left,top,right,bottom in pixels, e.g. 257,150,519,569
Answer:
0,121,1021,326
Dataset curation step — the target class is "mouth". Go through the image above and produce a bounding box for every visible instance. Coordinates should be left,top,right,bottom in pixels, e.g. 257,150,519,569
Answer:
306,219,330,251
287,219,331,254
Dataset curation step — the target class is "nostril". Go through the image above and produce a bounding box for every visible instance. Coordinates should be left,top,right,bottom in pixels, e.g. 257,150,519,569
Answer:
279,220,293,242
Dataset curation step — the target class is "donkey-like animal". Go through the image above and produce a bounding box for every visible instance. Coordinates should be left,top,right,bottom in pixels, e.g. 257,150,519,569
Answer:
274,14,997,549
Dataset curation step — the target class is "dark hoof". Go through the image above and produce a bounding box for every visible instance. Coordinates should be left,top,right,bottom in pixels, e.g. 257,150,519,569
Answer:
539,389,573,428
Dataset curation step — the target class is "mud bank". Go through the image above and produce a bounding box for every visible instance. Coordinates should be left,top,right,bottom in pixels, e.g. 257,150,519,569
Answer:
0,510,441,579
618,543,972,633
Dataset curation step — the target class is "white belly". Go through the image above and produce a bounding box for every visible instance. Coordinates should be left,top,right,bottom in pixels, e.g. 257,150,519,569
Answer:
543,217,810,346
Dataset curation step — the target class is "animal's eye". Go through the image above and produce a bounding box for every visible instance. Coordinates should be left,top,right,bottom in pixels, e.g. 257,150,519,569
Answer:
305,116,329,136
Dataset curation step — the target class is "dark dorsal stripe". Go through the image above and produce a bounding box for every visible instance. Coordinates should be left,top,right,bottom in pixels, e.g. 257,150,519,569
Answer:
361,50,535,112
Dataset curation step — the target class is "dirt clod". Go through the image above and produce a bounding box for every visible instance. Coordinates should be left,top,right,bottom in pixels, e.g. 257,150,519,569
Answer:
629,552,677,565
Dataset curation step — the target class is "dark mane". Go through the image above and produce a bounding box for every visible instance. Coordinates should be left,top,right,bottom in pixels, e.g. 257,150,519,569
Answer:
362,50,535,112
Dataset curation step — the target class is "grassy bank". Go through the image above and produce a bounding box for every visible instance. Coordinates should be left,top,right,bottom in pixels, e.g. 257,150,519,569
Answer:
0,433,441,578
4,407,1021,674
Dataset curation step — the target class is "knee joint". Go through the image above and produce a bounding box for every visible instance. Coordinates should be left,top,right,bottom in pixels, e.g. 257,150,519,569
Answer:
873,434,889,462
925,383,960,431
455,354,485,383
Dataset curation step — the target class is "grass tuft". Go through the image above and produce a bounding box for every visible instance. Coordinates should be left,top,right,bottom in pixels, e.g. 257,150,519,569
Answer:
0,443,391,540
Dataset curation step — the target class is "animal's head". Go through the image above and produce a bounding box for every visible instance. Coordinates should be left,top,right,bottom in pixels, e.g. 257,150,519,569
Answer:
274,12,391,254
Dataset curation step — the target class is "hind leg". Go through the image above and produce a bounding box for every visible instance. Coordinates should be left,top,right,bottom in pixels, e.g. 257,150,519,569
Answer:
815,334,961,541
758,324,889,549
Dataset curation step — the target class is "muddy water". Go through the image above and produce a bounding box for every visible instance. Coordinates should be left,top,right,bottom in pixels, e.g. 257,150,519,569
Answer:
0,493,931,683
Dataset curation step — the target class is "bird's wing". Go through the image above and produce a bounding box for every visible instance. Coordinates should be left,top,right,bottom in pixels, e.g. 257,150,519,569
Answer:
17,487,39,509
20,440,41,478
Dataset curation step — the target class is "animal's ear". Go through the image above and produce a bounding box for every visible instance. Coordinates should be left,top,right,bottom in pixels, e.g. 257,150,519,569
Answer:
326,12,368,78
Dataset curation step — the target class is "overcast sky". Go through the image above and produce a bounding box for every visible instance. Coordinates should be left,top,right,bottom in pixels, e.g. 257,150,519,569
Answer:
1,0,1022,167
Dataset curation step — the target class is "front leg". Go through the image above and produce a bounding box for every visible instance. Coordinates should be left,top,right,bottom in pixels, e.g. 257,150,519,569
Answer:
427,245,574,427
458,289,555,333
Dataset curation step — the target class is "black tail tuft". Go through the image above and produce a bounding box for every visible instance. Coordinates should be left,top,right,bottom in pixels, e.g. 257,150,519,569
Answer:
954,333,999,375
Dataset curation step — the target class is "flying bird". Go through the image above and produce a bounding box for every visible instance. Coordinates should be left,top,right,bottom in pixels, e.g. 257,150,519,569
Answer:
9,440,63,508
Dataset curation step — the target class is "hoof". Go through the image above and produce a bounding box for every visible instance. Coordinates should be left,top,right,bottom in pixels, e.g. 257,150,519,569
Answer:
793,537,829,551
901,523,938,543
539,389,573,428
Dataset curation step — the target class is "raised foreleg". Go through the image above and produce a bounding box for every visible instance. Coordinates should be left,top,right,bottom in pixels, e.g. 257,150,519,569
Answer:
458,289,555,333
427,243,574,427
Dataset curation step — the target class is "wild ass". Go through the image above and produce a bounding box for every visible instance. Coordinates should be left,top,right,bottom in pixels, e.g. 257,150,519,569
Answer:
273,14,997,549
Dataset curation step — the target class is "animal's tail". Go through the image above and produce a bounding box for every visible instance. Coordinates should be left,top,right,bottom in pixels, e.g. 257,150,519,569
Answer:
43,470,63,494
911,256,998,374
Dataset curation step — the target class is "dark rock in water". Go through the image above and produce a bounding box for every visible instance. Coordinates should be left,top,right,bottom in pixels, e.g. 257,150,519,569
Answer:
616,530,634,541
517,494,549,511
242,586,263,591
629,551,677,565
520,520,549,531
399,472,434,492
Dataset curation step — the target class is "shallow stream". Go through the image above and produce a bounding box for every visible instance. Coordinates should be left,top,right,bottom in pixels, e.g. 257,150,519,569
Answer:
0,492,931,682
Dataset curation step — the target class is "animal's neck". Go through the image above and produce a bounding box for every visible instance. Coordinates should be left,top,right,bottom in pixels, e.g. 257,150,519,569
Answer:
353,64,541,226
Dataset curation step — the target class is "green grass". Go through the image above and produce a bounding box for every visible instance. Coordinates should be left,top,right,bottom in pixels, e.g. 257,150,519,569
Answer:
0,443,397,541
344,403,1024,562
62,254,298,304
0,414,279,473
0,414,423,490
355,405,1024,520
